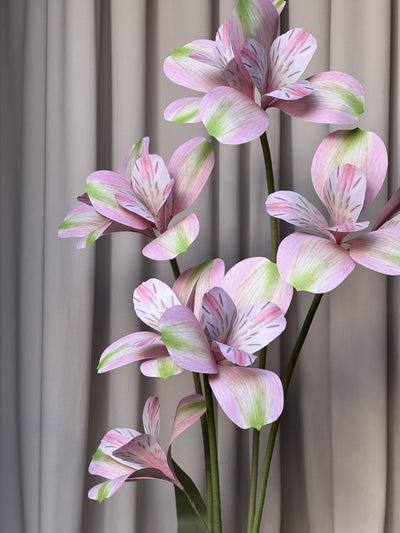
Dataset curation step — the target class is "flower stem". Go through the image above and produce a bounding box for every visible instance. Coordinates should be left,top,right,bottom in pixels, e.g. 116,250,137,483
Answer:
251,293,324,533
260,132,278,262
169,257,181,279
204,374,222,533
247,428,260,533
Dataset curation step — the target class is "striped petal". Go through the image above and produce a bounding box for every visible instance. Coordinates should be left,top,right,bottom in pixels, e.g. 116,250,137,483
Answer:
209,365,284,430
349,228,400,275
160,305,218,374
133,279,181,331
199,86,269,144
214,22,234,69
164,97,202,124
277,233,356,293
241,38,269,93
88,474,131,502
118,137,150,179
264,80,313,102
142,214,200,260
140,357,183,379
373,188,400,230
142,397,160,441
58,204,115,248
311,128,388,210
89,446,137,477
169,394,207,445
202,288,237,342
212,341,256,367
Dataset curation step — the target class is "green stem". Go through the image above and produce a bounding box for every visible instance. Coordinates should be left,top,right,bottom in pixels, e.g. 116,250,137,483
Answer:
252,293,324,533
169,257,181,279
260,132,278,262
247,428,260,533
204,375,222,533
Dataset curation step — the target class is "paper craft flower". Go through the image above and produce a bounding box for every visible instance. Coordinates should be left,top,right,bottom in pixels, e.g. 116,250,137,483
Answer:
88,395,206,502
58,136,214,260
164,0,364,144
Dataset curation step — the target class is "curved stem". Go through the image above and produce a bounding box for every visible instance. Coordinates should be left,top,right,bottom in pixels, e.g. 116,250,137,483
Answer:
252,293,323,533
260,132,278,262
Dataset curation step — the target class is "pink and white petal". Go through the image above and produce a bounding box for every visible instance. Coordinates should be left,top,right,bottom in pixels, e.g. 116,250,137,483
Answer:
86,171,150,230
328,220,369,233
142,214,200,260
212,341,256,367
266,190,331,237
221,257,293,314
89,446,137,478
202,287,237,342
99,428,141,460
223,58,255,98
228,301,286,352
115,189,155,223
140,357,183,379
142,396,160,441
349,228,400,275
88,474,131,502
267,29,317,91
97,332,168,373
133,279,181,331
277,233,356,293
380,213,400,229
164,39,227,92
241,38,269,93
168,137,214,217
209,365,284,430
58,204,115,248
373,187,400,230
169,394,207,445
264,80,313,102
118,137,150,179
160,305,218,374
164,97,202,124
275,71,364,125
322,164,367,227
199,86,269,144
311,128,388,210
214,22,234,69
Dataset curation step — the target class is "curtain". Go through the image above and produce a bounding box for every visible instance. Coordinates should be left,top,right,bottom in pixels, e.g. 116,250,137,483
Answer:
1,1,399,532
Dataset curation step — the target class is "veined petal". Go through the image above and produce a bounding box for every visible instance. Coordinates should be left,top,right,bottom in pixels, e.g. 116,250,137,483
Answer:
118,137,150,179
99,429,141,461
202,287,237,342
140,357,183,379
328,221,369,233
169,394,207,445
199,86,269,144
97,331,168,373
241,38,268,93
264,80,313,103
212,341,256,367
379,213,400,229
373,187,400,230
221,257,293,313
160,305,218,374
311,128,388,210
142,397,160,441
89,446,137,478
168,137,214,217
214,22,234,69
349,228,400,275
133,279,181,331
277,233,356,293
58,204,114,248
88,474,131,502
275,71,364,125
209,365,284,430
142,214,200,260
223,58,255,98
164,97,202,124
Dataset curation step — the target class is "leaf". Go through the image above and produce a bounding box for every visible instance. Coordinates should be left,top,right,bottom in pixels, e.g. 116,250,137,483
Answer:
173,461,209,533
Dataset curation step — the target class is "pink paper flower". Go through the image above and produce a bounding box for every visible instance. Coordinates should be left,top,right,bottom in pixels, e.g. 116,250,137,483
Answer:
164,0,364,144
88,395,206,502
266,128,400,293
59,136,214,260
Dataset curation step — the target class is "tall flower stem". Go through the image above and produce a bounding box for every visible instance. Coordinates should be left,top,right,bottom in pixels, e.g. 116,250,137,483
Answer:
204,374,222,533
260,132,278,262
251,293,324,533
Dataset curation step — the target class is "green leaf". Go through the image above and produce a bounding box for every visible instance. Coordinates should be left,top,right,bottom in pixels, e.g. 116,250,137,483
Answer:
173,461,209,533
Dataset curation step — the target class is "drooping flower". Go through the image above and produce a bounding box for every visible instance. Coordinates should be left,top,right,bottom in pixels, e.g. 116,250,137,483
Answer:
88,395,206,502
59,136,214,260
163,0,364,144
266,128,400,293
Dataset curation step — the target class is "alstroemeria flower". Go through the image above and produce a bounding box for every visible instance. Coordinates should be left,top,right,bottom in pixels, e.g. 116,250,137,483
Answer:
88,394,206,502
164,0,364,144
59,136,214,260
266,128,400,293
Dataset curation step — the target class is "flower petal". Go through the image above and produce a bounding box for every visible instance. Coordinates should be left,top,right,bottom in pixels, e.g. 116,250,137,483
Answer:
209,365,284,430
88,474,131,502
241,38,268,93
264,79,313,102
199,86,269,144
142,397,160,441
277,233,356,293
169,394,207,445
164,97,202,124
118,137,150,179
140,357,183,379
349,228,400,275
202,287,237,343
58,204,115,248
133,279,181,331
212,341,256,367
373,187,400,230
89,446,137,478
214,22,234,69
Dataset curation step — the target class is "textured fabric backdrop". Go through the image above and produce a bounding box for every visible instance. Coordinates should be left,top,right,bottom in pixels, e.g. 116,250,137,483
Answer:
1,1,399,532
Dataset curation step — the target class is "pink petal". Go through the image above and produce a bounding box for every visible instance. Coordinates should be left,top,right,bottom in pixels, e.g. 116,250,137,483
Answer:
202,287,237,343
373,187,400,230
241,38,268,93
169,394,207,445
118,137,150,179
264,79,313,103
160,305,218,374
277,233,356,293
168,137,214,218
142,396,160,441
140,357,183,379
133,279,181,331
209,365,284,430
214,22,234,69
58,204,115,248
223,58,254,98
142,213,200,260
212,341,256,367
349,228,400,275
199,86,269,144
88,474,131,502
89,446,137,478
164,97,202,124
311,128,388,210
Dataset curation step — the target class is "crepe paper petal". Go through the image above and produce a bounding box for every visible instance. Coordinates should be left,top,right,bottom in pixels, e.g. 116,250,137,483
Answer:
209,365,284,430
373,187,400,230
89,447,137,478
228,301,286,352
328,221,369,233
118,137,150,179
214,22,234,69
241,38,269,93
311,128,388,211
212,341,256,367
349,228,400,275
202,287,237,342
322,164,367,227
97,332,168,373
168,137,214,217
164,39,227,92
274,71,364,125
160,305,218,374
199,86,269,144
164,97,202,124
133,279,181,331
380,213,400,229
142,213,200,260
277,233,356,293
86,171,151,230
267,28,317,92
142,397,160,441
221,257,293,313
140,357,183,379
266,191,332,238
169,394,207,445
88,474,132,502
265,80,313,103
223,58,255,98
58,204,114,248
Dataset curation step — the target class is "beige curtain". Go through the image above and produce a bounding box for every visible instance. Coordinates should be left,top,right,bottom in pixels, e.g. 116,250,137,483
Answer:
1,1,399,532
